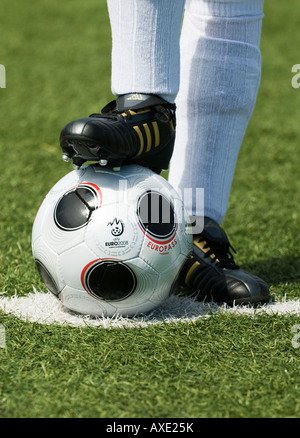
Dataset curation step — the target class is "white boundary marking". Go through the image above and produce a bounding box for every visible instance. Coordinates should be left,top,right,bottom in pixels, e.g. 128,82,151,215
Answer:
1,290,300,329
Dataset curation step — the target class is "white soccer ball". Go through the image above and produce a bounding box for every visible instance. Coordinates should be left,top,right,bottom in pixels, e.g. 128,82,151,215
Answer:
32,164,193,317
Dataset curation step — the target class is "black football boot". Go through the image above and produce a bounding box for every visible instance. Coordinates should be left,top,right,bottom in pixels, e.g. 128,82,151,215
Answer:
182,217,270,306
60,93,176,173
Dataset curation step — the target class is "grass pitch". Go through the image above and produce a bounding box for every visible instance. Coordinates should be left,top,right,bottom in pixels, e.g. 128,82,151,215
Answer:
1,0,300,418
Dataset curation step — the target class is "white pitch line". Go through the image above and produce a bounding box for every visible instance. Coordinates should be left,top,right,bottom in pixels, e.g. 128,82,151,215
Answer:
0,290,300,329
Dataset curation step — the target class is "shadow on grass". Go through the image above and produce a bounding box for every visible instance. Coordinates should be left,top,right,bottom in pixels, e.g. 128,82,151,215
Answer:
242,256,300,286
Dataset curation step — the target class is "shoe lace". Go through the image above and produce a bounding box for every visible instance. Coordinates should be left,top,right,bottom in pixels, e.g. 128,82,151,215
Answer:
89,100,176,122
195,235,239,270
89,100,121,120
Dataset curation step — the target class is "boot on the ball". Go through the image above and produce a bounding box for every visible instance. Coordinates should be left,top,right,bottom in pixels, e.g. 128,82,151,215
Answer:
60,93,176,173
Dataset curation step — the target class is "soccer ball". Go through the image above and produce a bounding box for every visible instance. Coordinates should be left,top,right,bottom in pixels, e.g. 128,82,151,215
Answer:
32,164,193,317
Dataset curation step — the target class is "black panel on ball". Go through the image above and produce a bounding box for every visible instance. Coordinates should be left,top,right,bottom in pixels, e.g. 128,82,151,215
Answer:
76,187,98,210
137,191,176,239
35,260,60,296
54,190,91,230
85,261,136,301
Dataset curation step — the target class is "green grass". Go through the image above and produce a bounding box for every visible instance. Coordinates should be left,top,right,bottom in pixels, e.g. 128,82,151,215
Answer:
1,0,300,418
2,312,300,418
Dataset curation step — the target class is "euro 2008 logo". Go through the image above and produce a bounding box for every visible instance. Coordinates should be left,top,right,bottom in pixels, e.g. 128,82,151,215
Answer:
107,218,124,237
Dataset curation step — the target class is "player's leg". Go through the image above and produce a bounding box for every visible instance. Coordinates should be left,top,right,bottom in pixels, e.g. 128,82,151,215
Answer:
60,0,185,173
169,0,264,224
107,0,184,104
169,0,269,305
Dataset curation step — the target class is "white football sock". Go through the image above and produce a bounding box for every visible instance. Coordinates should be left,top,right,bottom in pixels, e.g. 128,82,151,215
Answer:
168,0,264,224
106,0,185,103
106,0,264,225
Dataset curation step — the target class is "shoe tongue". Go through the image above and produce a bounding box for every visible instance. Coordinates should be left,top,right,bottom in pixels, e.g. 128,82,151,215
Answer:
116,93,167,111
201,217,229,244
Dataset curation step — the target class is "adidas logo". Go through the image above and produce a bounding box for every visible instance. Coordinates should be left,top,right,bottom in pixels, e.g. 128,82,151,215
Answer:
127,93,143,101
